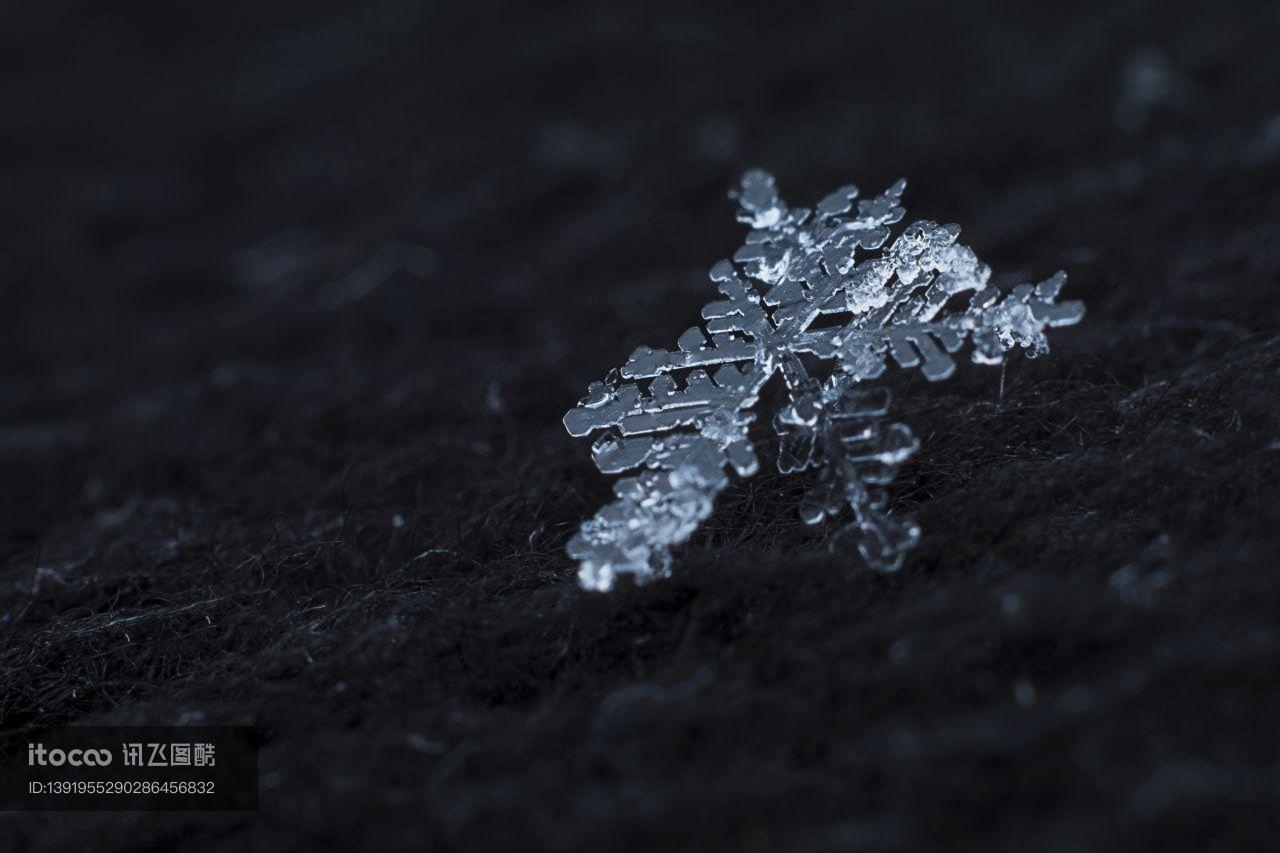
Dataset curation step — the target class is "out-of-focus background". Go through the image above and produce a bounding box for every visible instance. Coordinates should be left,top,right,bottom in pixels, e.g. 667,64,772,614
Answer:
3,1,1279,849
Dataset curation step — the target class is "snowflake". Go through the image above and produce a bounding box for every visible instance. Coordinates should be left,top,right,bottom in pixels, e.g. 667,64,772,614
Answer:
564,171,1084,591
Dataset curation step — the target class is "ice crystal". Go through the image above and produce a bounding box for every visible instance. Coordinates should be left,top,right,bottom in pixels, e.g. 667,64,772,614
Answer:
564,171,1084,591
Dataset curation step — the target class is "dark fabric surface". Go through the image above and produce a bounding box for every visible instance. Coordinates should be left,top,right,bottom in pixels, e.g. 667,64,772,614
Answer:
3,1,1279,850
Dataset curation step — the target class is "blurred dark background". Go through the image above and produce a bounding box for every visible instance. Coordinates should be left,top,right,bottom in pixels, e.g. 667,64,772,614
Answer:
3,1,1280,850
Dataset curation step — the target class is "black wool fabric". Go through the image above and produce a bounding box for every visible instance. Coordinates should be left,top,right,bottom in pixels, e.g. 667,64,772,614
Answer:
2,1,1279,850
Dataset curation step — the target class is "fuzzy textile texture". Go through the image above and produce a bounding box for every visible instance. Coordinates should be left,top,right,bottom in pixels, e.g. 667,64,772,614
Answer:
3,1,1280,850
